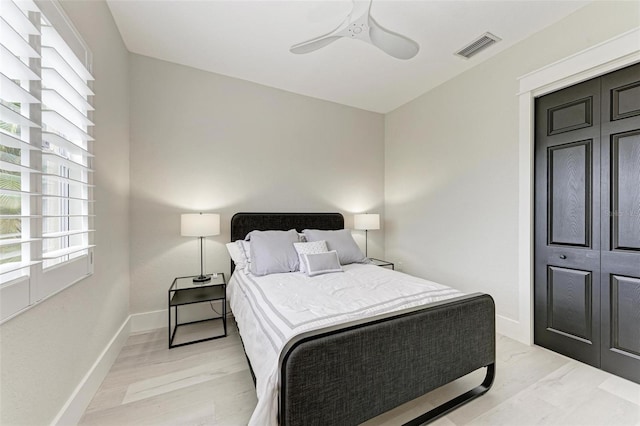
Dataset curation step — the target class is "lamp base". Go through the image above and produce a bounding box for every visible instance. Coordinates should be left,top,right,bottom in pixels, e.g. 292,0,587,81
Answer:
193,275,211,283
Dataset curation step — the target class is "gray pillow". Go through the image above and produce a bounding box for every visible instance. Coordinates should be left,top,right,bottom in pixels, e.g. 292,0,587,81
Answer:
249,229,300,276
302,250,343,277
302,229,367,265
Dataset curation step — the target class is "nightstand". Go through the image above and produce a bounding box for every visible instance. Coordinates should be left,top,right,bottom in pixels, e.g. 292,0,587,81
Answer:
369,258,394,270
168,273,227,348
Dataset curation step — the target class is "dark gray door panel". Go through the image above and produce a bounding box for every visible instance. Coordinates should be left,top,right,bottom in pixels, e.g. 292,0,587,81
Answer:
536,62,640,383
535,77,601,367
599,63,640,383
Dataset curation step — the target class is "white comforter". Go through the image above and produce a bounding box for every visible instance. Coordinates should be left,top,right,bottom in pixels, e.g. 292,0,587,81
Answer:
227,263,464,425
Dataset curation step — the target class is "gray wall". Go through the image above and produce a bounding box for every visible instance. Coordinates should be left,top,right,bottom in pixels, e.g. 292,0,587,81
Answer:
129,54,385,315
0,1,130,424
384,1,640,324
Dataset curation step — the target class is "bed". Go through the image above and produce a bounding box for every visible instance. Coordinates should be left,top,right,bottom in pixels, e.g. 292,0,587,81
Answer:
228,212,495,425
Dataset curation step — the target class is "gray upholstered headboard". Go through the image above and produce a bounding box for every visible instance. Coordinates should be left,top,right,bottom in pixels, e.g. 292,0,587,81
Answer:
229,212,344,273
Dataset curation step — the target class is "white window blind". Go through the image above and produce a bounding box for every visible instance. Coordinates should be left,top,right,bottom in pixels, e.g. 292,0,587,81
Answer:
0,0,94,322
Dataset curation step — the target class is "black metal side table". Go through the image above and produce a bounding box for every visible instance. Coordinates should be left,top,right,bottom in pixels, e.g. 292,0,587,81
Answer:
168,273,227,348
369,258,395,270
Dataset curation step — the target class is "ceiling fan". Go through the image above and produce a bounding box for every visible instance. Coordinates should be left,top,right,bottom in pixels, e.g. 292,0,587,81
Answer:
290,0,419,60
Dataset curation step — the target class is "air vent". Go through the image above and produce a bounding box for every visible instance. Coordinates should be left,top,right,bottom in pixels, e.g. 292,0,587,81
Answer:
455,32,501,59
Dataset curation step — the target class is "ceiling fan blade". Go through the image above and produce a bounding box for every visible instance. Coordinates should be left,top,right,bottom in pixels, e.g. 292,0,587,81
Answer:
290,35,341,55
349,0,372,22
290,12,351,55
368,17,419,60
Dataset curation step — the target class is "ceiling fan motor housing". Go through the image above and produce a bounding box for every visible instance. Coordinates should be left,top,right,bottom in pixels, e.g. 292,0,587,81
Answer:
345,15,371,42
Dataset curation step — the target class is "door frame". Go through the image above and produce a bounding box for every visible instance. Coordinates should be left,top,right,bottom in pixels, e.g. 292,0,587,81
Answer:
515,27,640,345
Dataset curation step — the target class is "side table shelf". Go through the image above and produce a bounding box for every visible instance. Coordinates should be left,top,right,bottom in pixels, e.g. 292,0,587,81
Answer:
168,273,227,349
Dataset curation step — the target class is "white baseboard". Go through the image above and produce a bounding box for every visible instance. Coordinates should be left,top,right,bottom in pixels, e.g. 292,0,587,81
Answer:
130,309,167,333
496,314,529,345
49,310,165,426
51,316,131,426
130,304,231,333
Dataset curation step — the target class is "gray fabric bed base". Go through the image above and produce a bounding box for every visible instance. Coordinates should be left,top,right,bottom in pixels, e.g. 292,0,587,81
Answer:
279,293,496,425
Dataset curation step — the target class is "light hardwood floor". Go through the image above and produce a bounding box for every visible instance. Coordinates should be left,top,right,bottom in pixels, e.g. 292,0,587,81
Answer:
80,320,640,426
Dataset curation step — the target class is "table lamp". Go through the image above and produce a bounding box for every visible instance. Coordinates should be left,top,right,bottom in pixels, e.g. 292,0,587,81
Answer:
354,213,380,257
181,213,220,282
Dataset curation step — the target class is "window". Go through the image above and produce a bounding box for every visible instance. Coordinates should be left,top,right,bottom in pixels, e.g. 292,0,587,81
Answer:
0,0,94,322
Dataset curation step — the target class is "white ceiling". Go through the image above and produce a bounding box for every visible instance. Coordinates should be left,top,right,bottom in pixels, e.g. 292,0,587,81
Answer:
106,0,590,113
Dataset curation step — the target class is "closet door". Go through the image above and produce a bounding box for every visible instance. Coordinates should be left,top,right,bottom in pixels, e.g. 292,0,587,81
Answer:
600,63,640,383
534,78,602,367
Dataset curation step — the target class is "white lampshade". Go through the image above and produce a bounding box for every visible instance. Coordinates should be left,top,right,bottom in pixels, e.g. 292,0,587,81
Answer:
181,213,220,237
354,213,380,231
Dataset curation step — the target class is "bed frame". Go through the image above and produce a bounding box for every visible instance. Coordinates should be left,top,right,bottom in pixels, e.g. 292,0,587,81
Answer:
230,212,495,425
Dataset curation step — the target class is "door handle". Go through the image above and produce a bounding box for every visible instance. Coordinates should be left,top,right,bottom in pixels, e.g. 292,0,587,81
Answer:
559,255,567,259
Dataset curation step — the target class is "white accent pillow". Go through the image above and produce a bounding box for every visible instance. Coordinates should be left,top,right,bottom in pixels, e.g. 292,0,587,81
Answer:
293,240,328,273
226,242,247,270
301,250,343,277
225,241,253,274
